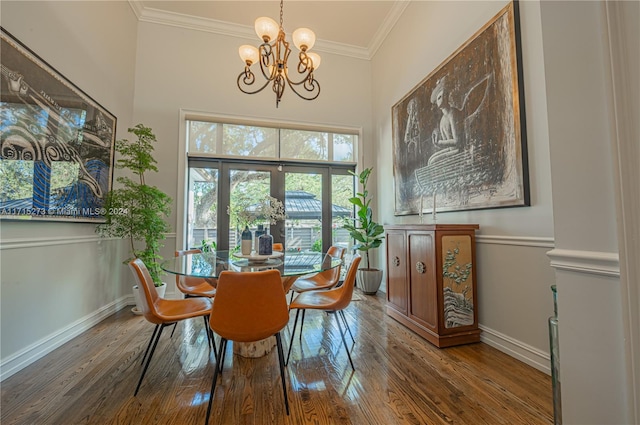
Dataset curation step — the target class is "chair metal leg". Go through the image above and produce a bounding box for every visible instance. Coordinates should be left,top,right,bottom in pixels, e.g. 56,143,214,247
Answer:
203,315,212,347
208,327,219,364
135,323,167,396
299,309,306,341
204,315,219,364
205,337,226,425
170,322,178,338
286,309,301,366
339,310,355,343
141,324,159,366
334,312,355,371
289,290,295,304
219,339,228,373
275,333,290,415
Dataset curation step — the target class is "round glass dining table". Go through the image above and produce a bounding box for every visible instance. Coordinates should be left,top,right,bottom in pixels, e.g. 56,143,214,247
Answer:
162,250,343,292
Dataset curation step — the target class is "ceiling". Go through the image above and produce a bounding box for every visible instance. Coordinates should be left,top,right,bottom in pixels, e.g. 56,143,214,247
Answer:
132,1,409,59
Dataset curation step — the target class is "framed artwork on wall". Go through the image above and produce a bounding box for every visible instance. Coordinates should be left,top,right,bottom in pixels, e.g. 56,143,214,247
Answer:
0,27,116,222
391,1,529,216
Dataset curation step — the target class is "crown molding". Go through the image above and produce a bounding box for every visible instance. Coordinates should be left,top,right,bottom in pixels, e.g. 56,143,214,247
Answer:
368,1,410,58
128,0,408,60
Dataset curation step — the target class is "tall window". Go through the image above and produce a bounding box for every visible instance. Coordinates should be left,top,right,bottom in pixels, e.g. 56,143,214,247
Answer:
184,118,358,253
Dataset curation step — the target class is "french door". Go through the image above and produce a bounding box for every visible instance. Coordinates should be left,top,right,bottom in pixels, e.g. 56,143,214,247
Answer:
186,159,354,253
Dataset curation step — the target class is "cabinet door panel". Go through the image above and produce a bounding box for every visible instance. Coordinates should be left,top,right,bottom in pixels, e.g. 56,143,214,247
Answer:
386,231,407,314
408,232,437,331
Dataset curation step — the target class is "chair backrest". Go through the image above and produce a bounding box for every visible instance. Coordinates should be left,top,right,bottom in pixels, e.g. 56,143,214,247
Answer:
331,255,361,311
327,245,346,259
273,243,284,252
175,248,215,289
129,258,163,325
210,269,289,342
314,245,346,284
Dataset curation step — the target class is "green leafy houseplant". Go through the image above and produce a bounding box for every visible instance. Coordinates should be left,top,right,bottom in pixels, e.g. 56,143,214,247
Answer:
96,124,172,286
343,167,384,270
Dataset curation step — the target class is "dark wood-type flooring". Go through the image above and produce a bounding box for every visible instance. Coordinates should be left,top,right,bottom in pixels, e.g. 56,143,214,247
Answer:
1,292,552,424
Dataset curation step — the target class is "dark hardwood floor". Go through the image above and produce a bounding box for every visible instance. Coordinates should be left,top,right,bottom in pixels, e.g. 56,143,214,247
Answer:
1,292,552,424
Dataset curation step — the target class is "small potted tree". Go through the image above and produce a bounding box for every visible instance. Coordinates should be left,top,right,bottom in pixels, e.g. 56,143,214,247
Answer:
343,167,385,294
96,124,172,312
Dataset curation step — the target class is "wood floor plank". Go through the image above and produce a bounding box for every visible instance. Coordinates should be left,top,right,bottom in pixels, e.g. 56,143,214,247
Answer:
1,293,553,425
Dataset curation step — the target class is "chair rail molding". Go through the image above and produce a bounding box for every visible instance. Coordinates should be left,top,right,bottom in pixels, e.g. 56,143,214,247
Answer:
477,234,554,248
546,248,620,278
0,233,177,250
0,235,103,250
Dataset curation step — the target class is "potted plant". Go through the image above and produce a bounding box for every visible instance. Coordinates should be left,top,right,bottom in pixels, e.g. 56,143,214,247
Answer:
343,167,385,294
96,124,172,312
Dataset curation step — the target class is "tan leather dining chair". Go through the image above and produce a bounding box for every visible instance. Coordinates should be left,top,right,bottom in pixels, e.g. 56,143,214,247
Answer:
175,249,217,296
289,245,346,303
204,269,290,425
129,258,213,396
273,242,284,252
286,255,361,371
174,249,217,350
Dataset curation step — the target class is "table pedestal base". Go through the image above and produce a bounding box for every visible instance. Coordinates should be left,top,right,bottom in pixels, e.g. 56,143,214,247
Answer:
233,337,276,358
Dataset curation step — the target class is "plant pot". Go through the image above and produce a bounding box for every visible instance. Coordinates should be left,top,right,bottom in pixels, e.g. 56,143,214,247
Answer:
356,268,383,295
131,282,166,315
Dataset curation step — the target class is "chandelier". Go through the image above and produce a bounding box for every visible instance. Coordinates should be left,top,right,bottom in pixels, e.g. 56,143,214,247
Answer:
237,0,321,108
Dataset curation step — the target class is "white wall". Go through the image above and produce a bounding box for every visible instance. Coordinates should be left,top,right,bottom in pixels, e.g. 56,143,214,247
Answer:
371,0,556,372
0,1,138,379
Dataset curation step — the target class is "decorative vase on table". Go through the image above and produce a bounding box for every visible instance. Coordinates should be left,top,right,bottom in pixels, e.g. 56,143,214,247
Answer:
258,232,273,255
254,224,265,253
241,226,252,255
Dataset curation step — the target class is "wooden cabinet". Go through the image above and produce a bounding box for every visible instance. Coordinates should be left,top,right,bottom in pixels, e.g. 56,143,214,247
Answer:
385,224,480,348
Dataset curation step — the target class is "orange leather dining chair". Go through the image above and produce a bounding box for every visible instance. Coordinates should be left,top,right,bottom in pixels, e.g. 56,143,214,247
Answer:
175,249,217,297
289,245,346,303
286,255,361,371
129,258,213,396
204,269,290,425
174,249,217,350
272,242,284,252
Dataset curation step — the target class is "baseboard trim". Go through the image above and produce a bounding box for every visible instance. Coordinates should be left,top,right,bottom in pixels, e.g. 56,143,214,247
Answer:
0,296,133,382
479,324,551,375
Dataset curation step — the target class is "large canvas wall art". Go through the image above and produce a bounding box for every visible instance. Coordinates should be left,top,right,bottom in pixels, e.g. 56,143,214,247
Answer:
391,2,529,215
0,27,116,222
